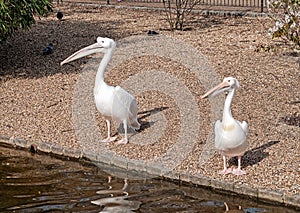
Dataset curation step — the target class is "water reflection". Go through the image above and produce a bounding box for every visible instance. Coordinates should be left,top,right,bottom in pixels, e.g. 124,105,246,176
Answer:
224,202,243,212
91,177,141,212
0,142,298,213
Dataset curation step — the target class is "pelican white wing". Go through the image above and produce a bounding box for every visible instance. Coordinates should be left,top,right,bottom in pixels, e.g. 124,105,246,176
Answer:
111,86,140,130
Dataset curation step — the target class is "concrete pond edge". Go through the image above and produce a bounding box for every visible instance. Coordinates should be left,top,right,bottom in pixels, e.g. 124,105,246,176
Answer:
0,135,299,210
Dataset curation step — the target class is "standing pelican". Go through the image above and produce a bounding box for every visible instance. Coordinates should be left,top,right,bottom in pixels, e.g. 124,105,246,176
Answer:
201,77,248,175
61,37,140,144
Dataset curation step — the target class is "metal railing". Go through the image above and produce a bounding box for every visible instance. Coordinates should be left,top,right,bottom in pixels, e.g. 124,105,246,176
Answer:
200,0,266,12
114,0,268,12
69,0,269,13
202,0,262,7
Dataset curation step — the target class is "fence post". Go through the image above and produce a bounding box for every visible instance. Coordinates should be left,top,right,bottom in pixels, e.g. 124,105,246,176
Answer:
261,0,264,12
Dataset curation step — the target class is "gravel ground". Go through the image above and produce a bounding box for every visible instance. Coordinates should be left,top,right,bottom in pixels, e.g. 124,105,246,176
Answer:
0,2,299,197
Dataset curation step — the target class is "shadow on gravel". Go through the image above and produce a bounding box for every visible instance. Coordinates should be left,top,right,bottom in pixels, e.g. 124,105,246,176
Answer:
281,112,300,127
138,106,169,132
229,140,280,168
0,15,122,79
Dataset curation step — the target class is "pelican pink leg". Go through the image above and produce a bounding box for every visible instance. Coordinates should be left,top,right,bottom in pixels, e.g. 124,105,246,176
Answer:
232,156,246,175
101,120,117,143
219,156,232,175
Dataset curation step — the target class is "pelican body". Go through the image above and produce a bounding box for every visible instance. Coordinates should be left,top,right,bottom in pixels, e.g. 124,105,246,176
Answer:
201,77,248,175
61,37,140,144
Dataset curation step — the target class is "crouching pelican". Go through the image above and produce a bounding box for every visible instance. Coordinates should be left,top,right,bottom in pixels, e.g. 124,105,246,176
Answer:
201,77,248,175
61,37,140,144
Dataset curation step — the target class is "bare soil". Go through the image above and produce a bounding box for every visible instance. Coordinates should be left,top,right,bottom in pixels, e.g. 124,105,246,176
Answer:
0,2,299,196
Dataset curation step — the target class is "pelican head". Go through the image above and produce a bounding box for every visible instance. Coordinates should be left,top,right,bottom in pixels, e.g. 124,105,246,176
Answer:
201,77,240,99
60,37,116,66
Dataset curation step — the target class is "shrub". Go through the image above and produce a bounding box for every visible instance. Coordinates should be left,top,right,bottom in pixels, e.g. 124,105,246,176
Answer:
162,0,202,31
268,0,300,50
0,0,52,42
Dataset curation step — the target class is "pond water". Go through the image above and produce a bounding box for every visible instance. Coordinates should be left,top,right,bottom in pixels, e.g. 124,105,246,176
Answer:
0,142,297,213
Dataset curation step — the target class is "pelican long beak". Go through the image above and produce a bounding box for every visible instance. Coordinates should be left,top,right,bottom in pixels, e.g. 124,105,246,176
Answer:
60,42,103,66
201,81,230,99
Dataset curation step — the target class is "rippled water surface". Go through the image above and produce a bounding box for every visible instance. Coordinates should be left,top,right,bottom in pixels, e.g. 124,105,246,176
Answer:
0,143,297,213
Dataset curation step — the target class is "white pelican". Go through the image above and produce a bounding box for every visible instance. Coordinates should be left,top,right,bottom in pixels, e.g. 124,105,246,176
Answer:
201,77,248,175
61,37,140,144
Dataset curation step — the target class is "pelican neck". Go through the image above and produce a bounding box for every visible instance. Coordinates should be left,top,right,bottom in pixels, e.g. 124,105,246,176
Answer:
94,47,114,90
222,89,235,123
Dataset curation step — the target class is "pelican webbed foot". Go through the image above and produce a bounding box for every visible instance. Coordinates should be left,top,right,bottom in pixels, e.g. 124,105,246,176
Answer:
116,138,128,144
218,168,232,175
232,168,246,175
101,136,117,143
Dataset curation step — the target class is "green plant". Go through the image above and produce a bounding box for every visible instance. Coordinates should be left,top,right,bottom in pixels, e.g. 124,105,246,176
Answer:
0,0,52,42
268,0,300,50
